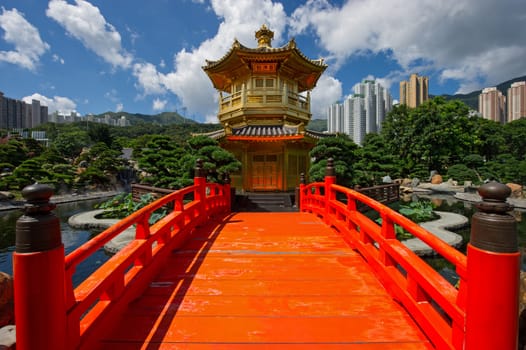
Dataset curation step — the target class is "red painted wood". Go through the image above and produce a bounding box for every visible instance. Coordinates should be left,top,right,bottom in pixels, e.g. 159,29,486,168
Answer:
465,244,520,350
14,246,66,350
301,181,468,349
65,180,231,349
99,213,432,349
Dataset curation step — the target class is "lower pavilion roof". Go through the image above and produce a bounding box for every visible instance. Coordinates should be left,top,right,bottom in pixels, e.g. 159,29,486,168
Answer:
196,125,332,142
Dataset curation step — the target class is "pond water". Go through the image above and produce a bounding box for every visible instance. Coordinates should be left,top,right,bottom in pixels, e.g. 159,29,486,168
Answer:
1,193,524,287
0,198,113,286
402,194,526,282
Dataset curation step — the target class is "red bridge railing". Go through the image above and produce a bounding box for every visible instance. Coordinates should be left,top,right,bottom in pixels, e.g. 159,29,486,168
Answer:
13,160,231,350
12,159,520,349
299,159,520,350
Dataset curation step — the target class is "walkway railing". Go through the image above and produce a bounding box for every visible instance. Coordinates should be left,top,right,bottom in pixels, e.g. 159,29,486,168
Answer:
13,160,231,350
12,158,520,349
299,159,520,350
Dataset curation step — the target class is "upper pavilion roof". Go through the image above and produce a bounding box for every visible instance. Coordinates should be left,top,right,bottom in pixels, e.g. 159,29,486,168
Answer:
202,25,327,93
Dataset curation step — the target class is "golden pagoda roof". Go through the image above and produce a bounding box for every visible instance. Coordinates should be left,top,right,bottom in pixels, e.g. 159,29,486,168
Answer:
203,25,327,93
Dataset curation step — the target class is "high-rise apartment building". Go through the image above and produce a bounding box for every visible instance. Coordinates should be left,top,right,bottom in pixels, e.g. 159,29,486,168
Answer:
327,103,343,134
344,95,366,145
326,80,393,145
0,92,49,129
399,73,428,108
479,87,506,123
507,81,526,122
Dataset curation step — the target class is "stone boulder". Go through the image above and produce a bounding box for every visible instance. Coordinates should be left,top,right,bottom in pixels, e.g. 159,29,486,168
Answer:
0,192,13,201
0,272,14,327
395,178,409,187
446,178,458,186
0,325,15,349
506,183,523,198
431,174,443,184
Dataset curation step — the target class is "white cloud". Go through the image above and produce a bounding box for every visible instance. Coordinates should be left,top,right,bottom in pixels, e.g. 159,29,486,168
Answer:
133,62,166,95
46,0,132,68
104,89,121,105
0,8,50,70
22,93,77,114
152,98,166,111
290,0,526,93
116,103,123,112
310,75,342,119
132,0,289,122
52,53,65,64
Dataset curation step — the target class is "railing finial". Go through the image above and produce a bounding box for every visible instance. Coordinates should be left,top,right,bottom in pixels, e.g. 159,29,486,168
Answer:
471,181,516,253
465,180,519,349
325,157,335,177
14,182,66,349
223,171,231,185
194,158,205,178
300,172,305,185
17,182,60,253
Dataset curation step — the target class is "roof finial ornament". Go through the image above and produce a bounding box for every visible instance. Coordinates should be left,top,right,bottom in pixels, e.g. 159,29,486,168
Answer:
255,24,274,48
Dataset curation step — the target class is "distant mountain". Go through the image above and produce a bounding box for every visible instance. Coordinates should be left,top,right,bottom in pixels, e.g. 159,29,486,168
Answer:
94,111,196,125
307,118,327,132
440,75,526,110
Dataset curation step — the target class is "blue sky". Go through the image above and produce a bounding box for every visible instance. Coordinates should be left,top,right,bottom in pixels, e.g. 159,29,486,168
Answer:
0,0,524,123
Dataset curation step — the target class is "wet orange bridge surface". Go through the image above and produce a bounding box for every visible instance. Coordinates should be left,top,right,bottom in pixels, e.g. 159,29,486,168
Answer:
101,212,431,349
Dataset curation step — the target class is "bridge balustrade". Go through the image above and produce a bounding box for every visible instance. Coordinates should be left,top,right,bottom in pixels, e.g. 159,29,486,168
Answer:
13,161,231,349
299,159,519,350
12,158,519,349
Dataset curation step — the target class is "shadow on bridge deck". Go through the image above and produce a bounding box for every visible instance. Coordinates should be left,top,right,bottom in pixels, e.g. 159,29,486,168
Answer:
100,212,432,349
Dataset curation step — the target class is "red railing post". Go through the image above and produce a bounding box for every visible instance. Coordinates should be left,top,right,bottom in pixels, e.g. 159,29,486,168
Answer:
194,159,207,216
13,183,66,350
298,172,306,211
324,158,336,222
465,181,519,350
223,171,232,212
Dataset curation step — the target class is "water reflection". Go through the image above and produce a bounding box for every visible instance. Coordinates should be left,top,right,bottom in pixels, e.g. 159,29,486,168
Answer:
408,194,526,273
0,198,112,286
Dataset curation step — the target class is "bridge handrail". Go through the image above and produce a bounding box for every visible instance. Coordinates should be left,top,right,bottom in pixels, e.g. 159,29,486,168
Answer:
300,180,467,349
64,178,230,349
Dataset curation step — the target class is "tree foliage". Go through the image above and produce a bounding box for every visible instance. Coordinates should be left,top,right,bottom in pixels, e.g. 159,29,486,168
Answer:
381,97,476,176
374,96,526,185
309,134,359,187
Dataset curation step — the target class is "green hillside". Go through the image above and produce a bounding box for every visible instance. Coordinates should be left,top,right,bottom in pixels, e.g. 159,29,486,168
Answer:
307,118,327,131
95,111,196,125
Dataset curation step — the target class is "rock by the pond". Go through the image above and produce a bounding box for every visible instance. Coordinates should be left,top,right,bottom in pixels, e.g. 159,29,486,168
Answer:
455,192,526,209
506,183,523,198
0,272,13,328
68,209,136,254
403,211,466,256
0,325,15,349
0,192,13,201
431,174,443,184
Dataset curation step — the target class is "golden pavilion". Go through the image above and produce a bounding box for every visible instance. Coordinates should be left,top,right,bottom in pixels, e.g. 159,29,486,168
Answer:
202,24,327,192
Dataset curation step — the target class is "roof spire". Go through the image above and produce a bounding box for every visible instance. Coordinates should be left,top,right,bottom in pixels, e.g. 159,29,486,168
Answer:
255,24,273,48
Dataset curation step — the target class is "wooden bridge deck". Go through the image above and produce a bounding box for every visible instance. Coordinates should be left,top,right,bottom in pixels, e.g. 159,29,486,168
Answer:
100,212,432,349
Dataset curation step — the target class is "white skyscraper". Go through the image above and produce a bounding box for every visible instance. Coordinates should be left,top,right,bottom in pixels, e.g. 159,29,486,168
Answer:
326,80,393,145
327,103,343,134
344,96,366,145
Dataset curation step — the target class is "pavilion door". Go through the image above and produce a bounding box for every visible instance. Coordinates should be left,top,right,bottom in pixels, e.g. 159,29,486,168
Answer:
251,154,280,191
